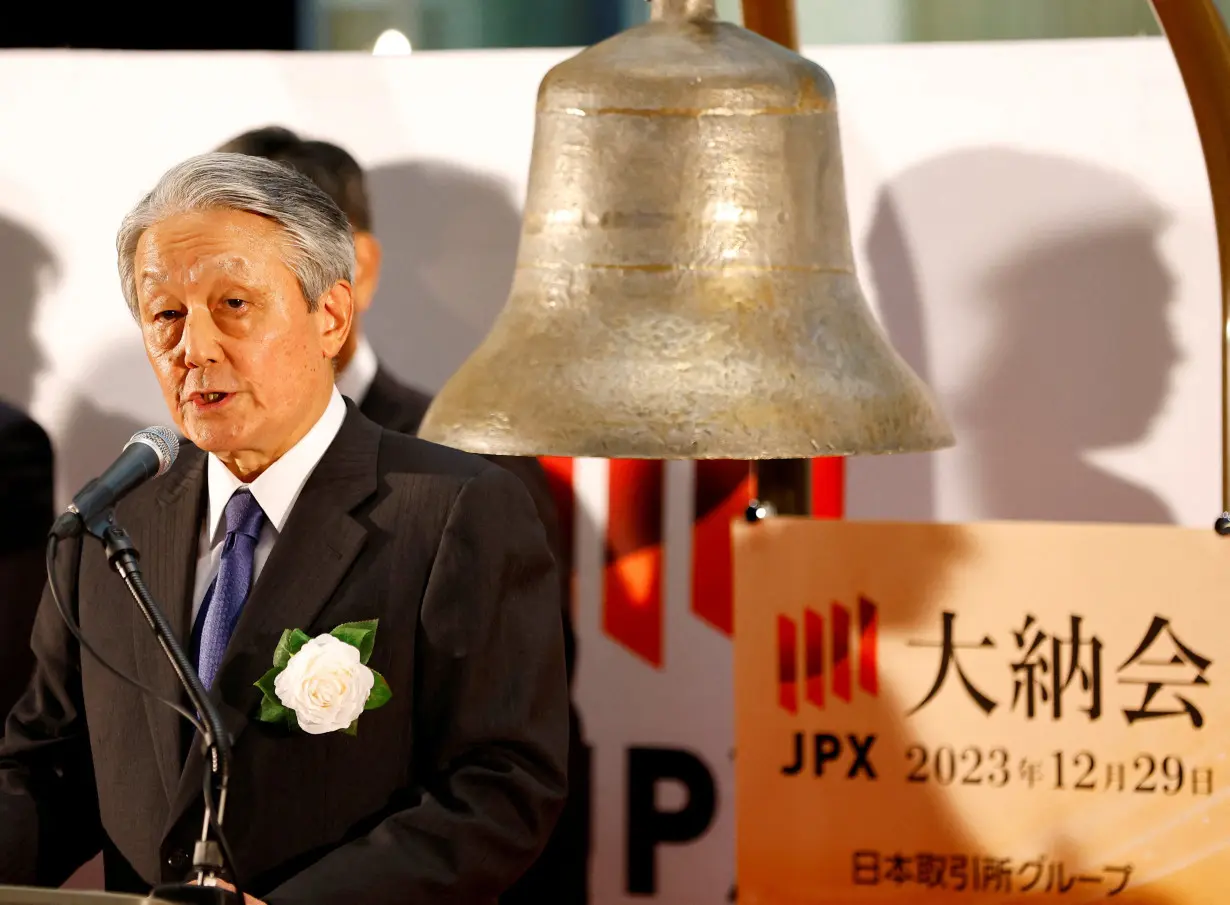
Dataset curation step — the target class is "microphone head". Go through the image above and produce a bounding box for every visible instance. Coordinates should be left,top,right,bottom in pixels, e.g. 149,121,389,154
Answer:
124,426,180,477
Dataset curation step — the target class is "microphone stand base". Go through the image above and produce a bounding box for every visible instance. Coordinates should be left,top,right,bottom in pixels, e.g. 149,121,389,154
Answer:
150,884,244,904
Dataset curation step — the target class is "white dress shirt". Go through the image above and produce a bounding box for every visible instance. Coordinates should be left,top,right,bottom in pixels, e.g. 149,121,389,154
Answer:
191,387,348,624
336,333,379,408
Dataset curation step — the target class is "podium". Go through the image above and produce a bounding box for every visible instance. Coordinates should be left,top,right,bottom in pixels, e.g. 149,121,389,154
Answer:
0,890,175,904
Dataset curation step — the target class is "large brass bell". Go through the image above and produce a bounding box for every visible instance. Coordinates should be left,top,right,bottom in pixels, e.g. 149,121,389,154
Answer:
419,0,954,460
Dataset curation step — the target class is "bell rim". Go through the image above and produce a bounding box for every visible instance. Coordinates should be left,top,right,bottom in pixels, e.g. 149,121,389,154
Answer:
417,416,956,461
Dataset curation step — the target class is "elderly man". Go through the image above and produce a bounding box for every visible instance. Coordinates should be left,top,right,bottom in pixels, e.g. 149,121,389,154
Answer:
0,153,569,905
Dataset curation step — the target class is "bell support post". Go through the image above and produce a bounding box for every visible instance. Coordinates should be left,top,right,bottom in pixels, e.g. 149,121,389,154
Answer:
740,0,814,517
1148,0,1230,525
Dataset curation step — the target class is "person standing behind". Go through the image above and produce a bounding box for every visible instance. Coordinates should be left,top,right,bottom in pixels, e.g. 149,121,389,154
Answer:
216,126,589,903
0,400,54,718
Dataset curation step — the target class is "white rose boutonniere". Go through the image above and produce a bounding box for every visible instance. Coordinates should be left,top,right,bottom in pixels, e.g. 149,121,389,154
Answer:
254,620,392,736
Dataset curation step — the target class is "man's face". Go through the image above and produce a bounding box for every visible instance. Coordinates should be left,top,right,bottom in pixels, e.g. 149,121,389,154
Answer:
134,208,352,470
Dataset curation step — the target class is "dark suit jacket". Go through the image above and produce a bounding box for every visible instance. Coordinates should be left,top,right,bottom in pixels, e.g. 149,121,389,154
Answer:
0,403,569,904
0,401,54,720
357,366,589,904
358,365,576,683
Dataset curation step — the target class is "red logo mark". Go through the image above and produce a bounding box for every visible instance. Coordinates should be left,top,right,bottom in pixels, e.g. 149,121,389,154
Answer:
777,597,879,714
540,457,846,669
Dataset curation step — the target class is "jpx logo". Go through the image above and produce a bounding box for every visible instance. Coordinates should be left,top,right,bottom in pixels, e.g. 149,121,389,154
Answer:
777,597,880,714
777,598,881,780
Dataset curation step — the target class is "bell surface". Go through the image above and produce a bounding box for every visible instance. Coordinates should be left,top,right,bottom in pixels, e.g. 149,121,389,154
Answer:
419,0,955,460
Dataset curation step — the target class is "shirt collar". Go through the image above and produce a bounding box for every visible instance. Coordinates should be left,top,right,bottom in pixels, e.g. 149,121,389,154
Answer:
336,333,379,406
204,387,348,547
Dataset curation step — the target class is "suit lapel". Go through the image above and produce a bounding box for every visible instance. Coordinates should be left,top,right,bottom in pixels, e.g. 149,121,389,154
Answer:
130,447,206,808
164,405,382,838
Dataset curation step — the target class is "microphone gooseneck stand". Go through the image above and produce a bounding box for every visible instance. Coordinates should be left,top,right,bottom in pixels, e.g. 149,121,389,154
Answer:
64,509,245,905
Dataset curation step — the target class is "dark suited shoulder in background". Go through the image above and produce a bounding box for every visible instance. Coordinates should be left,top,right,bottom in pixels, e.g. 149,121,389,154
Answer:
356,365,432,437
0,400,54,717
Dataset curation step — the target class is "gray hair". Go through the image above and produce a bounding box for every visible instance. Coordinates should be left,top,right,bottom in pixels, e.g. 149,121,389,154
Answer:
116,152,355,319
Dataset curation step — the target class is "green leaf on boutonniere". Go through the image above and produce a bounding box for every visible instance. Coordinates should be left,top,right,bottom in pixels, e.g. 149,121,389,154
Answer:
255,666,281,701
258,695,291,725
365,670,392,711
254,667,293,726
273,628,312,669
343,719,359,737
330,619,379,665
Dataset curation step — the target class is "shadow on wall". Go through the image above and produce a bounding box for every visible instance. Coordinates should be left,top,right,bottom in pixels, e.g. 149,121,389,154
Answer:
0,214,56,410
0,212,151,508
852,147,1179,525
56,342,155,507
364,160,523,394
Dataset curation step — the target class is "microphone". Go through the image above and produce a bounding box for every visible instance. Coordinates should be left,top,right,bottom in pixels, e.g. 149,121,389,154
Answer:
51,426,180,539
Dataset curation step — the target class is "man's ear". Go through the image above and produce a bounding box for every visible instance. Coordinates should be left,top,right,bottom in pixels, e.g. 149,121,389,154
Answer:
316,280,355,360
353,232,383,315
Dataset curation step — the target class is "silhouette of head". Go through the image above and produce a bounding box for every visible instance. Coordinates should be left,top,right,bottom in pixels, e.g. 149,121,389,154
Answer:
974,222,1176,449
863,148,1179,525
871,148,1176,452
0,215,58,408
217,126,380,371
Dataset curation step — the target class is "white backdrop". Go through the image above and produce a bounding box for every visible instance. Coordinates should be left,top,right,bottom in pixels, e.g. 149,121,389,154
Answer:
0,36,1217,904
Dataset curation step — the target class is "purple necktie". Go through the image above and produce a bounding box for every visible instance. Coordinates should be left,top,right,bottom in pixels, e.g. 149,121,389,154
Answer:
196,490,266,691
